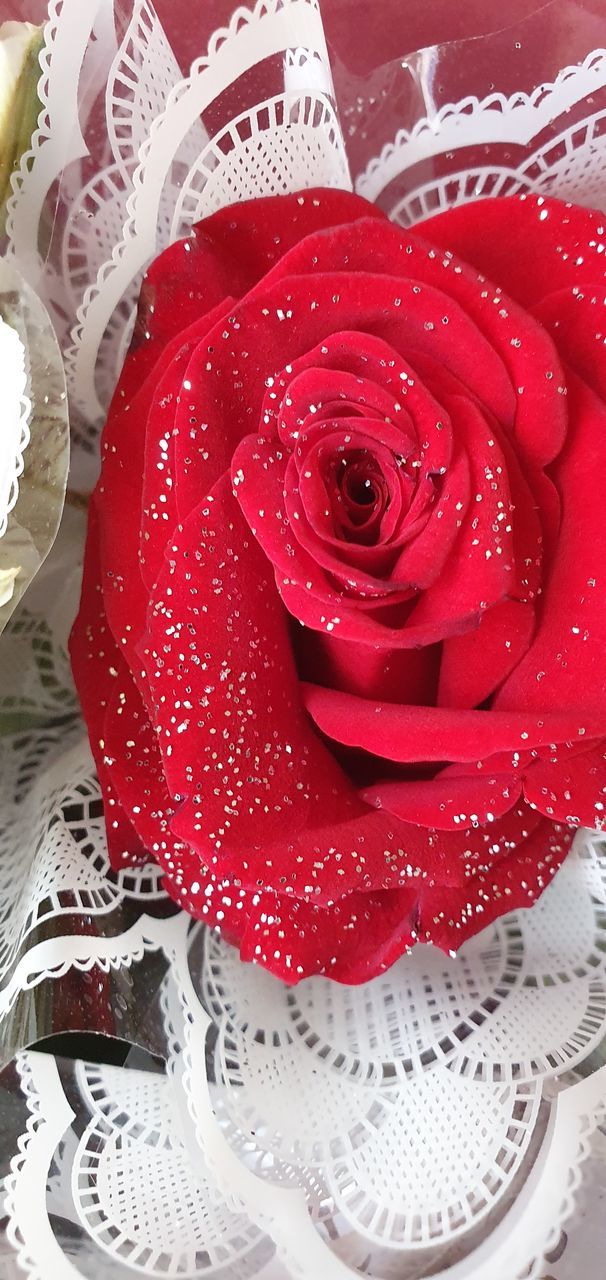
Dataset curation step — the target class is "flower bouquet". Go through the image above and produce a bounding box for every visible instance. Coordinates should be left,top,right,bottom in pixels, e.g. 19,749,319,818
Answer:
1,1,606,1277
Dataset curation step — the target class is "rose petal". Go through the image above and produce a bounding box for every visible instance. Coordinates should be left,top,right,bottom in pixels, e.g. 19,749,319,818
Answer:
406,396,516,631
524,739,606,828
296,630,440,704
496,375,606,715
279,363,417,448
423,194,606,314
69,502,147,868
279,578,485,649
139,305,235,590
102,678,187,866
303,682,600,764
535,286,606,398
438,600,536,709
417,817,572,950
137,187,382,346
100,312,228,676
274,333,453,477
363,769,522,829
390,444,470,590
238,885,417,982
102,192,378,653
140,474,364,867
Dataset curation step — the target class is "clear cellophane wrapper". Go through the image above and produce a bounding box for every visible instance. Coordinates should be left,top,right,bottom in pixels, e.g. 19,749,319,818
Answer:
1,2,606,1277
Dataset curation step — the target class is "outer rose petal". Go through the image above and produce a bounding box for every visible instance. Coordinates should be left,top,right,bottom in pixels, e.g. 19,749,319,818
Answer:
102,678,187,866
69,502,147,868
140,475,366,860
303,684,600,764
423,194,606,313
535,286,606,400
80,199,385,888
73,514,253,937
71,509,223,908
139,317,232,590
99,312,223,679
197,788,553,906
100,192,380,661
417,818,573,949
524,740,606,828
136,188,383,347
496,376,606,715
175,791,568,977
238,886,418,982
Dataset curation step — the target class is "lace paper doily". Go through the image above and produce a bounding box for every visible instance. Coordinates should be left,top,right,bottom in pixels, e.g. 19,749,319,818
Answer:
355,47,606,225
2,1,606,1277
2,832,606,1280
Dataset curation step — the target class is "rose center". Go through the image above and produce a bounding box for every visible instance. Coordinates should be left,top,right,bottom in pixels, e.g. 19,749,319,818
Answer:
342,469,377,508
336,452,387,535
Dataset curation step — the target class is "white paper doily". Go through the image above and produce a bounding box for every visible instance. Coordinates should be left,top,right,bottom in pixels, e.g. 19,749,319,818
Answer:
2,830,606,1280
355,47,606,225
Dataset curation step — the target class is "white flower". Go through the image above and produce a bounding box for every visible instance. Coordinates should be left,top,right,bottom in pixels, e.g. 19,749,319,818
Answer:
0,21,42,226
0,564,19,609
0,22,37,121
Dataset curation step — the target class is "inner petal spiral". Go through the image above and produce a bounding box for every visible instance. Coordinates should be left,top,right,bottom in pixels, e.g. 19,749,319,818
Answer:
335,450,389,540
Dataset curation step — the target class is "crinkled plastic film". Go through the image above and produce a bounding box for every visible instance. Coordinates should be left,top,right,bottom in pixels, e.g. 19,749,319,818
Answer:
2,1,606,1276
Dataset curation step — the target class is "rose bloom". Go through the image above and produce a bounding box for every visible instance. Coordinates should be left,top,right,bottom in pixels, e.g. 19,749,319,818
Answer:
71,189,606,983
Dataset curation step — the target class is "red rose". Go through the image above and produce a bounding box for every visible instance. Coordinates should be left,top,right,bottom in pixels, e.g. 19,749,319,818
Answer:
71,188,606,983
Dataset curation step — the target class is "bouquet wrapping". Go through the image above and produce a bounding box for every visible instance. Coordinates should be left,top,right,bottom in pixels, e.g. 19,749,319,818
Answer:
2,2,606,1278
